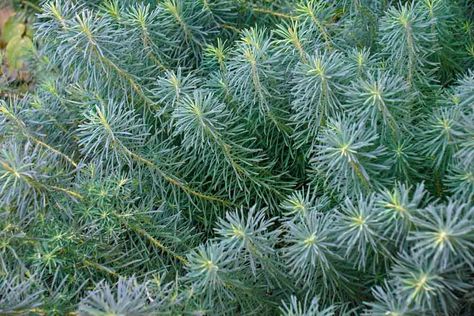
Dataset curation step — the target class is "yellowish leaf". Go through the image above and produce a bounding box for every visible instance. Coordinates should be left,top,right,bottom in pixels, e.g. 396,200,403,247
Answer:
5,35,33,70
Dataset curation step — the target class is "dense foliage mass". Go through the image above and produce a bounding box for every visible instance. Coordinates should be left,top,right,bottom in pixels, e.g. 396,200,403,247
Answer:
1,0,473,315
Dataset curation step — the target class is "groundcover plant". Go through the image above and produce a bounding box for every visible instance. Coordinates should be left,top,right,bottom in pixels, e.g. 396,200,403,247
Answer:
0,0,473,315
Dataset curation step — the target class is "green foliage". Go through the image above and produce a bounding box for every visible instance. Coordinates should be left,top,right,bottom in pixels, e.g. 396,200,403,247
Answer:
279,295,336,316
0,0,473,315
